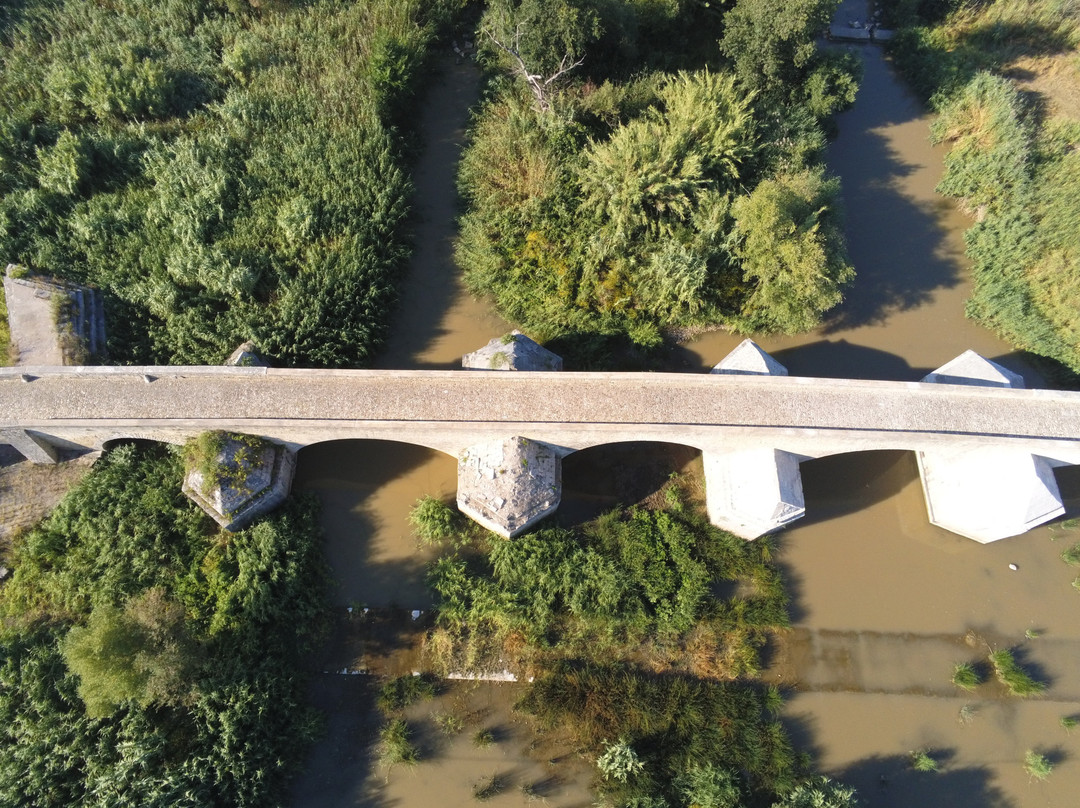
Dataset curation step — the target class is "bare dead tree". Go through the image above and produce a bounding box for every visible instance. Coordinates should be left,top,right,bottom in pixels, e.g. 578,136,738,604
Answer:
482,23,584,114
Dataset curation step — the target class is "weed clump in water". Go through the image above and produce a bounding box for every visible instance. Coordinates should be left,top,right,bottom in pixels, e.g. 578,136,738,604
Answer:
377,674,436,715
989,649,1046,697
1024,749,1053,781
379,719,419,769
952,662,981,691
472,773,505,800
1061,542,1080,566
910,749,939,772
434,711,464,735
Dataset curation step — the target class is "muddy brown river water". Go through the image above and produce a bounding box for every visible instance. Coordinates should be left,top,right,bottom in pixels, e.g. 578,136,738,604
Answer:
290,40,1080,808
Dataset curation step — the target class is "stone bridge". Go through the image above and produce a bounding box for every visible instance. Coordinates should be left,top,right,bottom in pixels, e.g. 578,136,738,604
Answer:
2,338,1079,542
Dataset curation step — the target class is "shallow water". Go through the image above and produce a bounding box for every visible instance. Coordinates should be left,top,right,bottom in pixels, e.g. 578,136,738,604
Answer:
292,40,1080,808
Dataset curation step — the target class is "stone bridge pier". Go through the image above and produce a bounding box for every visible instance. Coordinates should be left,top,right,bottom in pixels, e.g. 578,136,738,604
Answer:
456,332,564,537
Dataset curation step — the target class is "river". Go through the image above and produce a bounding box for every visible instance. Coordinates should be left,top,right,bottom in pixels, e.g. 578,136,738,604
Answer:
291,36,1080,808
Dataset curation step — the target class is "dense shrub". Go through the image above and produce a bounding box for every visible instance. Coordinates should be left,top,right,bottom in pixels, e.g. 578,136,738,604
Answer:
0,0,454,366
0,443,327,806
457,0,857,347
425,504,787,677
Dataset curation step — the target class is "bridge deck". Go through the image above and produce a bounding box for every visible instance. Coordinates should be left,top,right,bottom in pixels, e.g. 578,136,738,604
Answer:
3,367,1080,460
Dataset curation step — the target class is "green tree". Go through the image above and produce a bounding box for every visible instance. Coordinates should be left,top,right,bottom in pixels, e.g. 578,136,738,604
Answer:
731,169,853,332
579,71,754,253
720,0,839,97
60,587,201,717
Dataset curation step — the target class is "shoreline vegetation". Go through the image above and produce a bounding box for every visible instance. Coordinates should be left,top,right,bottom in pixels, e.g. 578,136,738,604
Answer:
885,0,1080,381
455,0,860,356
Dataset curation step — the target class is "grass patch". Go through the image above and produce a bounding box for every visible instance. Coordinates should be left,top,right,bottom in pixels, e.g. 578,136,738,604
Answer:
1061,715,1079,733
379,719,420,769
910,749,940,772
1024,749,1053,781
434,710,464,735
472,773,506,801
472,729,495,748
376,674,436,715
1062,542,1080,566
0,280,10,366
989,649,1046,697
952,662,982,691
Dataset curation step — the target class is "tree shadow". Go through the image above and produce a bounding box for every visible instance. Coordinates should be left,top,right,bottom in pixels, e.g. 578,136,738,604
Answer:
838,753,1015,808
375,55,493,371
821,47,970,332
772,338,927,381
287,675,387,808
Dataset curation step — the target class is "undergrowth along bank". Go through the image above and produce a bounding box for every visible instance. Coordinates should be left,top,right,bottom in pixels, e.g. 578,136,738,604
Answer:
0,442,327,806
887,0,1080,379
411,471,835,807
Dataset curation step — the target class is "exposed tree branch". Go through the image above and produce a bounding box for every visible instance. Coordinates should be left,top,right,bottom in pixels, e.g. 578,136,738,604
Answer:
482,23,584,113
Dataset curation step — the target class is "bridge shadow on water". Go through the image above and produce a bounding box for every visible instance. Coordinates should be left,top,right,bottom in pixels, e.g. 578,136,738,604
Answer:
294,440,453,609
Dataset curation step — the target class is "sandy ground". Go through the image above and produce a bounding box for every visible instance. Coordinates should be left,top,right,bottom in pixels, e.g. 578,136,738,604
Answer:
0,446,95,558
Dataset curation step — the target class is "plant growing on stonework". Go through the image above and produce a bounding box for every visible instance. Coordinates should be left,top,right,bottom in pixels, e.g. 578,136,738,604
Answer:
182,430,268,495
